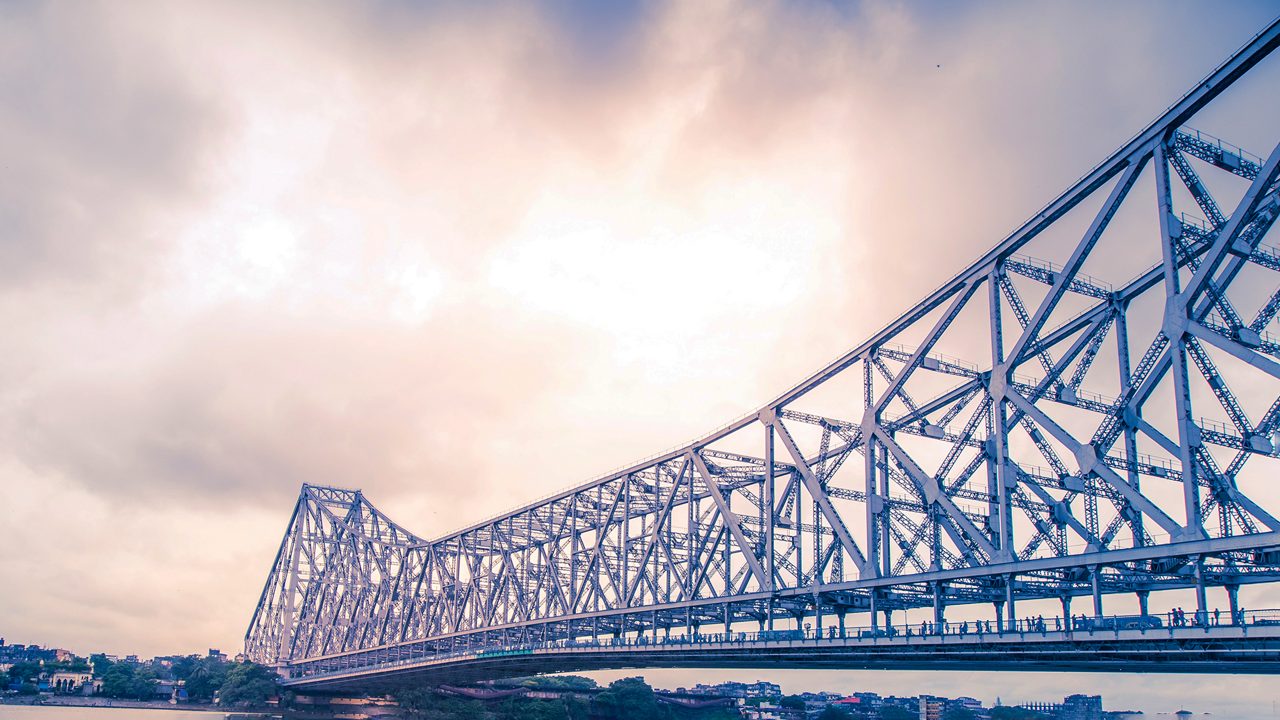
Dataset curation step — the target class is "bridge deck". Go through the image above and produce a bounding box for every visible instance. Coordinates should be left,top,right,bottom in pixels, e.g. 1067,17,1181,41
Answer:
285,619,1280,692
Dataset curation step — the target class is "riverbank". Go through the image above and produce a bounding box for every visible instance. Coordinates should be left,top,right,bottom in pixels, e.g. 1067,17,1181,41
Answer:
0,697,276,717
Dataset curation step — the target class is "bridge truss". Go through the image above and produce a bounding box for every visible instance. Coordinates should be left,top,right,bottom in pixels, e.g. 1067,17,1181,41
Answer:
246,17,1280,683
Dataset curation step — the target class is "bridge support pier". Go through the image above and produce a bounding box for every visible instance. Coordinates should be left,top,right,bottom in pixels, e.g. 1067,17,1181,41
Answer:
870,592,879,630
1227,584,1241,624
1061,595,1072,631
1137,590,1150,618
995,600,1005,633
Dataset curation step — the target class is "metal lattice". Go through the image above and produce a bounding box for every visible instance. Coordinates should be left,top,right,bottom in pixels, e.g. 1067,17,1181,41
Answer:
246,16,1280,682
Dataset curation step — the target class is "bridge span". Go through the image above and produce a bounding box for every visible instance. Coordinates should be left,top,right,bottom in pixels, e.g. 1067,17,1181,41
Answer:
246,16,1280,688
284,614,1280,692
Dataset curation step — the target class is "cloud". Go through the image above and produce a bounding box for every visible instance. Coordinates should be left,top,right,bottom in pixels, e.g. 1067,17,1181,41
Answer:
4,301,591,511
0,0,226,294
1,0,1278,666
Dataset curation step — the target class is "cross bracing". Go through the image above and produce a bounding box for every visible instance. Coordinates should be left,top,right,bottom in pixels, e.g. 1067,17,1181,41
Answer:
247,16,1280,679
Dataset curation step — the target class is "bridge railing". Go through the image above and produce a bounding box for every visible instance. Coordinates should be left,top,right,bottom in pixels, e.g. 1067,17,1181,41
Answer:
285,607,1280,681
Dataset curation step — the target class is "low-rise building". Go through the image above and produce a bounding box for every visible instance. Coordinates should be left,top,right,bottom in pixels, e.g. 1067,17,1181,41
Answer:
50,671,94,694
1061,695,1103,720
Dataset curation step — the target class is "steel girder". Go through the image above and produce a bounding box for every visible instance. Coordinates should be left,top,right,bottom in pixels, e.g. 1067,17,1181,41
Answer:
246,17,1280,673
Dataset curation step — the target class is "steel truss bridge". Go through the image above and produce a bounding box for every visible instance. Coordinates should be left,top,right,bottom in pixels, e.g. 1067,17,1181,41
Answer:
247,18,1280,690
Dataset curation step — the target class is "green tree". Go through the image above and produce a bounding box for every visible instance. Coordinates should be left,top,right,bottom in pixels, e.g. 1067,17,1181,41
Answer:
495,698,566,720
944,707,977,720
507,675,597,691
89,654,114,677
565,695,589,720
218,662,278,707
592,677,671,720
780,696,807,710
184,657,229,702
991,708,1045,720
396,689,483,720
8,662,40,682
170,656,198,682
100,663,158,700
100,663,136,699
879,705,917,720
820,707,855,720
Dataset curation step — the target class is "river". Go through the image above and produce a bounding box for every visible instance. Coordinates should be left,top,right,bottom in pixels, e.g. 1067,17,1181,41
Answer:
0,707,254,720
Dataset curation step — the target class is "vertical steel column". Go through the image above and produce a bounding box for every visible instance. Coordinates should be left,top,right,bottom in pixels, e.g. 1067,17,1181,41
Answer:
1005,575,1016,627
1155,140,1205,540
1195,557,1208,625
933,583,944,626
1091,566,1103,618
1116,307,1145,545
764,423,776,599
623,475,631,609
865,432,879,581
989,269,1013,560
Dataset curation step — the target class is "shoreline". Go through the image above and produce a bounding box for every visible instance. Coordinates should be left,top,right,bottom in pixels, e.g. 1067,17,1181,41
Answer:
0,698,276,716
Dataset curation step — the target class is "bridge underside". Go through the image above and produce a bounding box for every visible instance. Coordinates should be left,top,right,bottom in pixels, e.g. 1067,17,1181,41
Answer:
285,626,1280,693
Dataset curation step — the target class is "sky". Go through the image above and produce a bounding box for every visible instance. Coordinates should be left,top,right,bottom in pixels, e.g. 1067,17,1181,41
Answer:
2,0,1280,714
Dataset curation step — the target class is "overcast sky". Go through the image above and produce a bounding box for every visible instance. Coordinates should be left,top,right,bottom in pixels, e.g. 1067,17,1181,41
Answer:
2,0,1280,715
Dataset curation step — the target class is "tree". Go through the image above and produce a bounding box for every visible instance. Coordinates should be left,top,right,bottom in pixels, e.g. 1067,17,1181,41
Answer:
495,698,567,720
780,696,807,710
879,705,917,720
820,707,855,720
218,662,278,707
185,657,229,702
89,654,115,677
508,675,597,691
592,677,671,720
170,655,198,682
564,695,589,720
100,663,158,700
991,708,1045,720
396,689,483,720
944,707,977,720
8,661,41,682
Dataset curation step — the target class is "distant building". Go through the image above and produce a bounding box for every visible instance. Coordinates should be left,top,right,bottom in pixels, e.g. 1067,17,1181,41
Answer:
50,671,94,694
52,649,74,663
208,649,227,662
1021,701,1062,716
1061,695,1103,720
920,696,946,720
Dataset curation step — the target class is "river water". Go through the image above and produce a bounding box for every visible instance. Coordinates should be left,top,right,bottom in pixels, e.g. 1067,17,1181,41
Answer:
0,707,251,720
